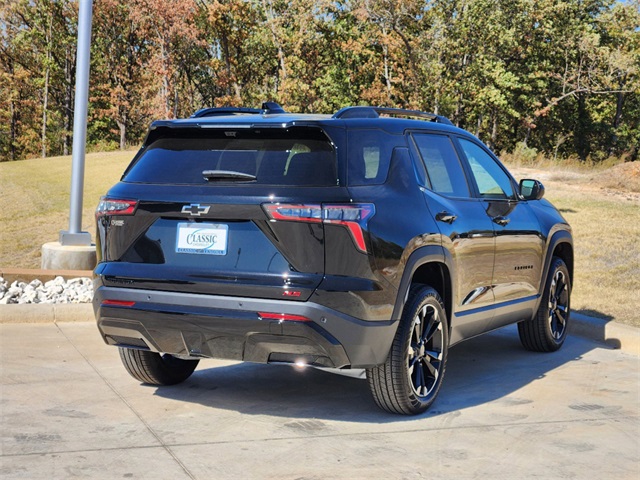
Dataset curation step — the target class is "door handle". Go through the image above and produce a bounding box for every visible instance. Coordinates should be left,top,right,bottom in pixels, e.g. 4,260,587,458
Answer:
436,211,457,224
493,216,510,226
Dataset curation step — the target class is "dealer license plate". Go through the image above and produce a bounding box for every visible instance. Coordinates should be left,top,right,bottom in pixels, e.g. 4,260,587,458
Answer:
176,223,228,255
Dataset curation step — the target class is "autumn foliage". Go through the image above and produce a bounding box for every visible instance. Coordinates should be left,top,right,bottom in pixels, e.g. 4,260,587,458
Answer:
1,0,638,162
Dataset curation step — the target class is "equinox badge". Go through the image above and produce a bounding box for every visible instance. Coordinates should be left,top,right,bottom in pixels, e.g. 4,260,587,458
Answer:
181,204,210,216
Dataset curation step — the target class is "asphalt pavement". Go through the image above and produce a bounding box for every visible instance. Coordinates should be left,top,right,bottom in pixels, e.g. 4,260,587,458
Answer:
1,321,638,479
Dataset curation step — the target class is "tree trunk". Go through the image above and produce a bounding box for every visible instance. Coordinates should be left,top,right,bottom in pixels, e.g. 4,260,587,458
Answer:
383,43,392,102
41,20,53,158
454,54,468,128
174,85,178,118
575,92,589,161
382,26,392,103
41,17,52,158
163,73,170,117
262,0,287,82
220,35,241,103
609,91,625,156
222,36,232,97
160,41,171,117
476,114,483,139
63,47,73,156
433,52,444,115
553,134,567,161
455,93,463,128
41,64,50,158
10,99,16,161
489,110,498,151
524,126,531,146
117,118,126,150
613,92,624,129
392,25,421,103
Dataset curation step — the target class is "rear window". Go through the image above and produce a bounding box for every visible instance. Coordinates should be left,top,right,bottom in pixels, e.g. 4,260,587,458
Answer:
347,129,404,185
123,127,337,186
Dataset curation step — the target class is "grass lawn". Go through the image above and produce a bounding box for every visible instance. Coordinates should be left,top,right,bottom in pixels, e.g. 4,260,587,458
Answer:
0,150,133,268
508,163,640,327
1,152,639,327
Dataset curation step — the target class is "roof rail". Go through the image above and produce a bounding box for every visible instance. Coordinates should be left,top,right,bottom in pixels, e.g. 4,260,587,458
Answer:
191,107,260,118
332,106,453,125
191,102,286,118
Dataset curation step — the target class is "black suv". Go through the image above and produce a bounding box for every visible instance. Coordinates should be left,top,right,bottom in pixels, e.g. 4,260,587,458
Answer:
94,103,573,415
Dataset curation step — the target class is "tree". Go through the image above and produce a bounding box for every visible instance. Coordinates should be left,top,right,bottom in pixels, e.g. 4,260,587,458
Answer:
92,0,155,149
1,0,638,161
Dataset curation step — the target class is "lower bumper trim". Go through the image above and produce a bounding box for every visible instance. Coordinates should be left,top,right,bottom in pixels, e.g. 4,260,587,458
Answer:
94,286,398,368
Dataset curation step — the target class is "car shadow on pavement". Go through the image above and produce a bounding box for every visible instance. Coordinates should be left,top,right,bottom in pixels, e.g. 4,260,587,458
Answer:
152,325,604,423
572,309,621,349
575,309,613,321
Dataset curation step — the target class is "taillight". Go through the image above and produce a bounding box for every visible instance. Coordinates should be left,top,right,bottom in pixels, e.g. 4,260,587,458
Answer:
263,203,375,253
322,204,375,252
96,197,138,217
262,204,322,223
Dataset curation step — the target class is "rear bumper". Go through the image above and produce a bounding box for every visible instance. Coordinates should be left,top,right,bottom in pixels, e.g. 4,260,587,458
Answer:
93,286,397,368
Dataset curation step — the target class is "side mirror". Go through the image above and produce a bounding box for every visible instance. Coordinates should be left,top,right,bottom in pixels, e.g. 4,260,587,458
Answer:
519,179,545,201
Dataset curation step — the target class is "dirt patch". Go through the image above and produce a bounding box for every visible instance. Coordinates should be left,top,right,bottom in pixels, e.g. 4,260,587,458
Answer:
509,162,640,204
591,161,640,194
507,161,640,327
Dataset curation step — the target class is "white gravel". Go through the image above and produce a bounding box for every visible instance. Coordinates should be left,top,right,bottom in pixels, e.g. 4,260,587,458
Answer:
0,276,93,305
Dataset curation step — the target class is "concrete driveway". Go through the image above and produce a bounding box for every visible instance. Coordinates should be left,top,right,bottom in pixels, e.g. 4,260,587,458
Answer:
1,321,638,479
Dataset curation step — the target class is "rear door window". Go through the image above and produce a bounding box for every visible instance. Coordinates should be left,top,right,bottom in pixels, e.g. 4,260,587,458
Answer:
123,127,337,186
412,133,470,198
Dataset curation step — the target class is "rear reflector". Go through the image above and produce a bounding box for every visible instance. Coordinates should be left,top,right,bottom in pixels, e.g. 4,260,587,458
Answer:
101,300,136,307
96,197,138,217
258,312,311,322
263,203,375,253
282,290,302,297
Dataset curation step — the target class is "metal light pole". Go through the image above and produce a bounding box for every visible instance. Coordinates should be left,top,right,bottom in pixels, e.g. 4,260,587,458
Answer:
42,0,95,269
60,0,93,246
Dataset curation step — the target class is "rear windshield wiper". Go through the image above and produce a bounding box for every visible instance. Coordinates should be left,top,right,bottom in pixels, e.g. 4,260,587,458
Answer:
202,170,256,182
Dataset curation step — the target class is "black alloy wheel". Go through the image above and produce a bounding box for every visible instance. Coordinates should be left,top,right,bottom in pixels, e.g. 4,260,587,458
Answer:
407,302,445,398
367,285,449,415
518,256,571,352
548,268,570,340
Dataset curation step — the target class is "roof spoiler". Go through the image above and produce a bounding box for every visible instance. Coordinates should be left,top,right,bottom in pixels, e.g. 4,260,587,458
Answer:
191,102,286,118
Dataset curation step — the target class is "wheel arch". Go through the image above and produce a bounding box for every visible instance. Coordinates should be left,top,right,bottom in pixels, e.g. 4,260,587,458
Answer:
541,229,574,289
553,240,574,285
392,245,454,331
533,229,574,316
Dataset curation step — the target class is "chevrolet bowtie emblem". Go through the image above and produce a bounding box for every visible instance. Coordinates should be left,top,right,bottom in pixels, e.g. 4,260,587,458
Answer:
181,204,210,216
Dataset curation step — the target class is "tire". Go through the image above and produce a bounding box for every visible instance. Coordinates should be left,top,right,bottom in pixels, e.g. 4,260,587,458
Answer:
366,285,449,415
118,347,199,386
518,256,571,352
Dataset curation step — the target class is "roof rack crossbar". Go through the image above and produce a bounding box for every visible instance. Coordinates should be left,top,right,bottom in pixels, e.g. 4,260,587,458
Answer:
332,106,453,125
191,102,286,118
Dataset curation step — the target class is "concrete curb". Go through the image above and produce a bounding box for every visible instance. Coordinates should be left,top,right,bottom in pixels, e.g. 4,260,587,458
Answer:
569,312,639,356
0,304,94,324
0,303,637,355
0,268,93,284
